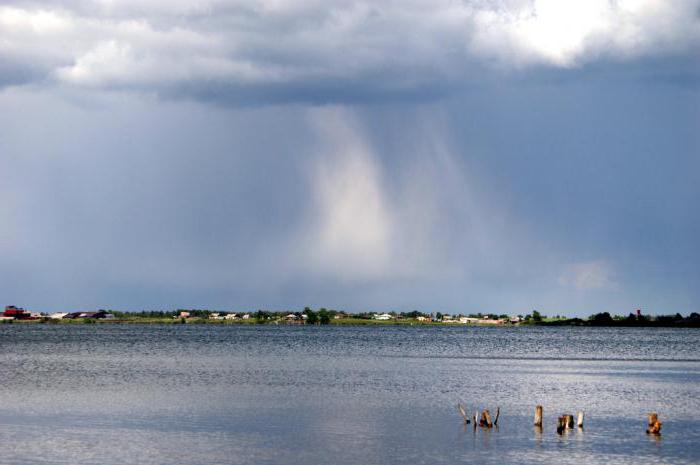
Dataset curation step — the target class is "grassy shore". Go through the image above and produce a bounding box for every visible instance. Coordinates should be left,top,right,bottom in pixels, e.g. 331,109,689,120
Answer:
2,314,699,327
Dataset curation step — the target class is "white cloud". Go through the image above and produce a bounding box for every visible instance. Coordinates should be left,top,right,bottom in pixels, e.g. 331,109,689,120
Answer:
0,1,697,100
559,260,617,290
469,0,700,67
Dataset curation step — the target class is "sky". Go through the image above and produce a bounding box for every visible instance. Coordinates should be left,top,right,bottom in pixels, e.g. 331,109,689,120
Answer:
0,0,698,316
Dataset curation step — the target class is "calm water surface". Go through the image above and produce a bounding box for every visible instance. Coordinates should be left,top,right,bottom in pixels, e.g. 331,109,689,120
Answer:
1,325,698,464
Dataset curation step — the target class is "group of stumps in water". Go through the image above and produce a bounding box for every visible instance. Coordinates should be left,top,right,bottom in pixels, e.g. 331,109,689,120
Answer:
457,403,664,436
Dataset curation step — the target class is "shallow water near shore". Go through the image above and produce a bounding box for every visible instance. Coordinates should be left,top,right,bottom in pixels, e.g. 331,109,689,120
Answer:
1,325,699,464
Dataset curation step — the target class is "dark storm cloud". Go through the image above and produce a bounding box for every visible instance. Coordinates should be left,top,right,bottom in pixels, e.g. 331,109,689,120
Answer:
0,1,698,104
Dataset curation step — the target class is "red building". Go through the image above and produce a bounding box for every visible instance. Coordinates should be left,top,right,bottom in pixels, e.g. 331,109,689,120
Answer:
3,305,33,319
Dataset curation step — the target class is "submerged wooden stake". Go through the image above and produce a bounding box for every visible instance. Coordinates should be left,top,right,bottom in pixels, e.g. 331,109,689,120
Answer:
534,405,543,427
647,412,658,427
563,414,574,429
457,403,470,424
556,416,565,435
577,411,584,428
494,407,500,426
646,412,662,435
647,421,662,435
480,409,493,428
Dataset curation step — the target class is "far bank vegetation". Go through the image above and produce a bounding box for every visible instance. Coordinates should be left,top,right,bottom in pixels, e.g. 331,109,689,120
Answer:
2,305,699,327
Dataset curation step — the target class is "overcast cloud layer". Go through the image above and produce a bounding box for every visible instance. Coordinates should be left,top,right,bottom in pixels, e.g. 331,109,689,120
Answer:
0,1,698,315
2,0,699,102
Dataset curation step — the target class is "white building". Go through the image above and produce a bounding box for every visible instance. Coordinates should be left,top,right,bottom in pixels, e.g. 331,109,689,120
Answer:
373,313,392,320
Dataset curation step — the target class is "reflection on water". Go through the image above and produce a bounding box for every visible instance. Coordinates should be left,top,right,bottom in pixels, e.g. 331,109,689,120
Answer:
0,325,698,464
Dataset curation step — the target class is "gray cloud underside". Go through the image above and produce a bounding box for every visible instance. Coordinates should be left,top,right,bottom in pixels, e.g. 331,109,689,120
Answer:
1,0,698,103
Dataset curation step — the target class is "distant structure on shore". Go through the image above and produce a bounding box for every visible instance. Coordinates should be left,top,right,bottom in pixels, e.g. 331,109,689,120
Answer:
0,305,36,320
0,305,115,321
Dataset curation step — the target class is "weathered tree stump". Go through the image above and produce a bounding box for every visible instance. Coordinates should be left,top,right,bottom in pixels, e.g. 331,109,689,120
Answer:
577,411,584,428
479,409,493,428
647,412,658,427
647,421,662,435
646,412,662,435
534,405,543,427
563,414,574,429
556,416,566,435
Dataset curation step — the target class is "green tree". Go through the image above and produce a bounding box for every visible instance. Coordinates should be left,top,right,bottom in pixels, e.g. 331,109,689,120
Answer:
403,310,424,319
589,312,614,325
318,308,330,325
304,307,318,325
532,310,542,322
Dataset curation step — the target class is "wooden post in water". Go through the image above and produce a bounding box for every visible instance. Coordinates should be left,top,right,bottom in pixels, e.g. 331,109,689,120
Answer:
563,414,574,429
534,405,543,427
457,403,470,424
480,409,493,428
556,416,565,435
474,411,479,430
494,407,500,426
646,413,662,435
577,411,584,428
647,413,658,427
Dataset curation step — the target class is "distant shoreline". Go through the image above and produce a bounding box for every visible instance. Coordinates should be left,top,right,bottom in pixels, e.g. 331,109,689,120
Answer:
2,316,699,328
2,305,699,328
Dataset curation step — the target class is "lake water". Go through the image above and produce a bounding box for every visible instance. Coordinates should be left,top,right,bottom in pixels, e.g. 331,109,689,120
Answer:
1,325,698,464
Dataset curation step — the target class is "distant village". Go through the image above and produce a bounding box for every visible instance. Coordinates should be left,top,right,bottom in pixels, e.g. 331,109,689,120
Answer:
1,305,698,327
0,305,518,325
